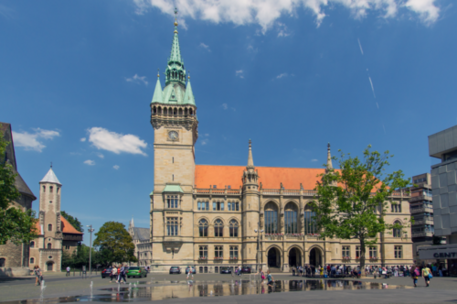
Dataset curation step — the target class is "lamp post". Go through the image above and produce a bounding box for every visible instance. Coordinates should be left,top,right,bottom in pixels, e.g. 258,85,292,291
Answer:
254,222,264,272
86,225,95,274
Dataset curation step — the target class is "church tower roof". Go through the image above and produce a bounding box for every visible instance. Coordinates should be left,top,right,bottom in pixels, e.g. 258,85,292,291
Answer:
151,72,163,103
40,166,61,185
183,75,196,106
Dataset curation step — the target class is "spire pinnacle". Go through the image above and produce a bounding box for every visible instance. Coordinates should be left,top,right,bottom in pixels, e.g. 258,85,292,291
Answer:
326,142,333,171
247,139,254,169
151,76,163,103
165,7,186,86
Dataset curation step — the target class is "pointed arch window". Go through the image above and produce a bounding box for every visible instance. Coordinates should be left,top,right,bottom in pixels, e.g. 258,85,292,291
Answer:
393,221,402,238
30,241,35,248
264,202,278,234
199,219,208,237
285,202,298,234
229,220,239,237
214,219,223,237
304,205,317,235
47,243,52,249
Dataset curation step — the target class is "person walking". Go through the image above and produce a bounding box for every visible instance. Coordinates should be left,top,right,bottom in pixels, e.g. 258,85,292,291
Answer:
266,270,274,287
33,266,41,286
111,266,118,283
256,267,266,284
118,265,127,284
422,264,432,287
412,266,420,287
66,266,71,277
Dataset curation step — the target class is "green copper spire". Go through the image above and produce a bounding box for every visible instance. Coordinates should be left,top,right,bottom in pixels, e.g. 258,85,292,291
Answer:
165,8,186,86
183,75,196,106
151,71,163,104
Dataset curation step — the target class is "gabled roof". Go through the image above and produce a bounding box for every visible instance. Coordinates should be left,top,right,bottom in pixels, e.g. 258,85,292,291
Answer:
132,227,150,241
40,168,61,185
195,165,326,189
61,216,83,235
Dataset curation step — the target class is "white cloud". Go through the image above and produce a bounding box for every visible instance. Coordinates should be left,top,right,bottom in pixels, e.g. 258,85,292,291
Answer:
133,0,441,31
80,137,87,142
125,74,148,85
221,103,228,110
199,42,211,51
87,127,148,156
276,22,290,37
276,73,288,79
311,159,318,162
97,153,105,159
236,70,244,78
113,165,120,170
84,160,95,166
368,76,376,98
12,128,60,152
404,0,440,23
200,133,209,145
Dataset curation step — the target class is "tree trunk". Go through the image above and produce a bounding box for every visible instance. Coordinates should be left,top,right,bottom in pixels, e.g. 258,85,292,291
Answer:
360,238,366,270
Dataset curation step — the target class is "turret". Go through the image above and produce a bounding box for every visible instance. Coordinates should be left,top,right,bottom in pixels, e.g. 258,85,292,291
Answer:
243,140,259,189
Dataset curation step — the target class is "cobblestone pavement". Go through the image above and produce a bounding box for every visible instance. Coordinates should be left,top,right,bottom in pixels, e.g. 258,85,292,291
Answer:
1,272,457,303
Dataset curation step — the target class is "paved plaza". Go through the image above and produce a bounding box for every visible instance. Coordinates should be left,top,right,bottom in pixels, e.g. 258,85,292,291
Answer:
1,272,457,303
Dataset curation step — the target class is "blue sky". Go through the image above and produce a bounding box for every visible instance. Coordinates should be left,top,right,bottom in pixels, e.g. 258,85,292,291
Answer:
1,0,456,244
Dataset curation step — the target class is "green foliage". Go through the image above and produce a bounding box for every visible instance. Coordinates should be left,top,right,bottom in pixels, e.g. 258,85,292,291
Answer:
0,125,38,245
61,211,84,232
93,221,137,265
311,145,410,268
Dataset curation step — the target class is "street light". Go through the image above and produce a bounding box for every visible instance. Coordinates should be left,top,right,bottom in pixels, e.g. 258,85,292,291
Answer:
86,225,95,274
254,222,264,272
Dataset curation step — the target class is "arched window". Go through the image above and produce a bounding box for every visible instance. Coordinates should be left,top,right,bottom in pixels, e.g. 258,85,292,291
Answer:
30,257,35,264
214,219,223,237
47,243,52,249
48,224,52,231
30,241,35,248
199,219,208,237
264,202,278,234
285,202,298,234
229,220,239,237
0,258,5,267
304,205,317,235
393,221,402,238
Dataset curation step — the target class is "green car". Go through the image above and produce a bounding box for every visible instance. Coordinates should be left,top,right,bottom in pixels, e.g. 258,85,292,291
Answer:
127,267,147,278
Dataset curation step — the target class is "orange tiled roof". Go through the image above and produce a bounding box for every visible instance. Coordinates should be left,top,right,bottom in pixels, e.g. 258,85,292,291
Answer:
61,216,83,234
34,221,43,235
195,165,326,189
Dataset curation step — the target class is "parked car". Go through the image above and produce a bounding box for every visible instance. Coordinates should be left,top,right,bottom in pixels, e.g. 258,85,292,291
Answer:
127,267,147,278
101,267,112,279
185,267,196,274
169,266,181,274
220,267,232,274
241,266,251,274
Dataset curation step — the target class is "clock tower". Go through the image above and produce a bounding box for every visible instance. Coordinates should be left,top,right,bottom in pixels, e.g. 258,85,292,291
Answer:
150,8,198,269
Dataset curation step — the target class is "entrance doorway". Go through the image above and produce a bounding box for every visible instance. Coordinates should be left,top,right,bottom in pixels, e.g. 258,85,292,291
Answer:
46,262,53,271
309,248,322,267
267,248,280,268
289,248,301,267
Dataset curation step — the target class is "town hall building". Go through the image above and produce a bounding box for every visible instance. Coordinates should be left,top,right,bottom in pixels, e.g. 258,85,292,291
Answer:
148,12,414,273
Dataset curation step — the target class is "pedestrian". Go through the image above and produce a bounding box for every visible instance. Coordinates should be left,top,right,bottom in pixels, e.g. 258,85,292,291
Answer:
256,267,266,284
111,266,117,283
119,265,127,284
187,266,194,280
412,266,420,287
66,266,71,277
292,265,296,276
33,266,41,286
266,270,274,287
319,265,324,278
422,264,432,287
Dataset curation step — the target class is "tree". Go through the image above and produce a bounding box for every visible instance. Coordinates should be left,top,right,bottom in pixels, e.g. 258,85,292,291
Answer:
61,211,84,232
310,145,410,269
0,127,37,245
93,221,136,266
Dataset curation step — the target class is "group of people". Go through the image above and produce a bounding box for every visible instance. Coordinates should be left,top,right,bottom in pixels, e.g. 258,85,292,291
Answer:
110,265,128,284
32,265,43,286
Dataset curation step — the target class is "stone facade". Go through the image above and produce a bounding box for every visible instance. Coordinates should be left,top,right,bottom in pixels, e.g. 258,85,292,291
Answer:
0,122,36,272
148,20,414,273
128,219,153,267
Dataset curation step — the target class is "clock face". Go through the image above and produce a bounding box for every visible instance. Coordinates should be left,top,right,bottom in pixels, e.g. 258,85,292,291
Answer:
169,131,178,140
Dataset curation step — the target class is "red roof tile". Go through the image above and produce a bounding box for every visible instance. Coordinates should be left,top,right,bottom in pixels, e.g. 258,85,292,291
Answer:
195,165,326,189
61,217,83,234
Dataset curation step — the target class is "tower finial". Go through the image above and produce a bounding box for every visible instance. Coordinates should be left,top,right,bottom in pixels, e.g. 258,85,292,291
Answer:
174,7,178,33
50,162,52,168
157,68,160,78
247,139,254,169
326,142,333,172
